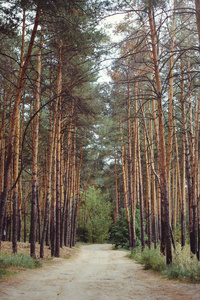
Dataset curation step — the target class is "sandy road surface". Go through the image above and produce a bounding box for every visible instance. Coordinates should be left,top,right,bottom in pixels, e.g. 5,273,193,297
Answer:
0,244,200,300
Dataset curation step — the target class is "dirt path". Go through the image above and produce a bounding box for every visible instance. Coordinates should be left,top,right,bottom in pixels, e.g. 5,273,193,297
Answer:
0,244,200,300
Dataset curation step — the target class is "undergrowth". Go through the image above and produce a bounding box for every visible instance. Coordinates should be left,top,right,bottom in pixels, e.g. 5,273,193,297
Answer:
127,244,200,283
0,253,42,279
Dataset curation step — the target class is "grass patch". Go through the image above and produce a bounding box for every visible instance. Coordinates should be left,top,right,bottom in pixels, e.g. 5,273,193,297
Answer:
0,253,42,279
128,244,200,283
0,269,17,279
163,245,200,283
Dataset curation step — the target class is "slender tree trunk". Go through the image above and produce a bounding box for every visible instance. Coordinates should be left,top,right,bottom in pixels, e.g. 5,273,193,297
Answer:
137,125,145,251
55,41,62,257
30,23,43,258
167,0,176,223
127,80,135,248
141,99,152,249
119,116,132,248
148,7,172,263
114,148,119,224
40,62,55,258
12,9,26,254
0,5,41,250
70,124,76,248
181,64,195,254
73,145,82,245
24,181,28,243
50,141,56,256
181,130,186,248
63,103,73,247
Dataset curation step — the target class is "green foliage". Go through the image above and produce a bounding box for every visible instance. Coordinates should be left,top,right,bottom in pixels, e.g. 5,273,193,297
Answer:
110,210,129,250
127,247,143,261
110,207,144,250
0,253,42,270
138,247,166,272
173,223,182,244
0,269,16,279
173,221,190,245
129,244,200,283
163,245,200,283
77,186,112,243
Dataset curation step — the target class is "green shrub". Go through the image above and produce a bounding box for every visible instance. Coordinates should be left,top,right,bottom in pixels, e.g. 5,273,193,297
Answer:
138,247,166,272
129,244,200,283
110,211,130,249
163,244,200,283
126,247,141,261
110,207,144,250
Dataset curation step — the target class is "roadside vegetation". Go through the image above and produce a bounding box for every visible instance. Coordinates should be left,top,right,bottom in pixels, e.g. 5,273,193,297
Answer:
127,245,200,283
0,253,42,279
111,213,200,283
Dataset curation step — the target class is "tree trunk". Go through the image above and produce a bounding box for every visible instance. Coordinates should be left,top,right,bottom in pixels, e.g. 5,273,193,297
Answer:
55,41,62,257
0,5,41,251
180,63,196,255
50,141,56,257
119,116,132,248
40,61,55,258
148,6,172,263
24,182,28,243
137,126,145,251
167,0,176,223
114,148,119,224
30,21,43,258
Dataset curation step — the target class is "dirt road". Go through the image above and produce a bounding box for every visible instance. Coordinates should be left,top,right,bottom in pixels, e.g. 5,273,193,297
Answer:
0,244,200,300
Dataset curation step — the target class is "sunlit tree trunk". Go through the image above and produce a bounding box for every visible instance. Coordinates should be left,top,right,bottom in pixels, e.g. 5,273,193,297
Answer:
30,24,43,258
167,1,176,222
12,9,26,254
127,80,135,248
64,102,74,247
132,83,139,248
0,5,41,251
180,63,195,254
151,77,160,244
137,122,145,251
40,64,56,258
119,115,131,248
148,6,172,263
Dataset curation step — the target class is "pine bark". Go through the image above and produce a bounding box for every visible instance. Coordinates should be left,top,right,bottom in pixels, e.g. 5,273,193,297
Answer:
0,5,41,251
40,62,55,258
148,7,172,263
55,41,62,257
119,116,132,248
30,23,43,257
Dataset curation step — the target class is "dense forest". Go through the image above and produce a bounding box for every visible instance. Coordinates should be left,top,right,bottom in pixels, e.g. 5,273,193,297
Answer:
0,0,200,266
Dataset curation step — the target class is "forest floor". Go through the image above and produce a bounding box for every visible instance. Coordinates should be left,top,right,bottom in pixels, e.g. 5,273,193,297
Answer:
0,243,200,300
0,241,78,259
